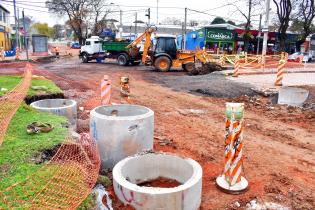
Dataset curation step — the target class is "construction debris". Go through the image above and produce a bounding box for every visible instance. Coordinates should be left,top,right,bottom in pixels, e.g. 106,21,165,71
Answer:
188,62,223,76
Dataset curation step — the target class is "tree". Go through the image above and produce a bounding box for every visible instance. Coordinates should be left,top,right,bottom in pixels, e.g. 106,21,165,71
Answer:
293,0,315,50
273,0,293,51
232,0,263,52
189,20,199,26
161,17,182,25
52,24,64,40
227,20,236,25
46,0,111,44
31,23,55,38
211,17,226,24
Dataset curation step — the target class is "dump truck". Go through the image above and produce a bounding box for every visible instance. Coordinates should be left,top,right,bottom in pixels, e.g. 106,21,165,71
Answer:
79,36,141,65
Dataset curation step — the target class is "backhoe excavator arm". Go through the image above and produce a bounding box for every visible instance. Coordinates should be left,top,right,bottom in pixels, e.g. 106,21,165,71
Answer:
127,26,157,64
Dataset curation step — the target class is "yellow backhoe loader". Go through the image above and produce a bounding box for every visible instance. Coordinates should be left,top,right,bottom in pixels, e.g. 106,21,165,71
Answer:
127,26,211,72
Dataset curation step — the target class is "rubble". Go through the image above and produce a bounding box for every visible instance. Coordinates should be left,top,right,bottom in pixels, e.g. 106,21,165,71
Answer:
188,63,223,76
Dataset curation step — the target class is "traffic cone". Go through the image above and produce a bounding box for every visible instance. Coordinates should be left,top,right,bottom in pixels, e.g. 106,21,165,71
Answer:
216,103,248,194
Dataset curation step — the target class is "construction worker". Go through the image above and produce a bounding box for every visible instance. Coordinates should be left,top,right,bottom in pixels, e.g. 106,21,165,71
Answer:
0,47,5,61
54,46,60,58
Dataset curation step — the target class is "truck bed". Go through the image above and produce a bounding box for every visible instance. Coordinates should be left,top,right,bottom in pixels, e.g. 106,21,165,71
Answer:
102,41,130,51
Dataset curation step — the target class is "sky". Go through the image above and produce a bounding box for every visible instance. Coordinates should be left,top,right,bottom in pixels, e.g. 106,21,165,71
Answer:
1,0,277,28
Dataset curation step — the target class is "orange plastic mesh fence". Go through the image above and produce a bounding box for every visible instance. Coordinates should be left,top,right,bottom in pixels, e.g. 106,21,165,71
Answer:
0,134,100,209
0,62,32,145
0,63,100,209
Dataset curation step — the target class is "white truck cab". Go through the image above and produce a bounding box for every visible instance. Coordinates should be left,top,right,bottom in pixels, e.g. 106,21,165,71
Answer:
80,36,104,56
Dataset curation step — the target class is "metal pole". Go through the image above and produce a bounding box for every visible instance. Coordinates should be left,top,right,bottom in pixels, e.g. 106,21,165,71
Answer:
257,14,262,55
134,13,137,37
13,0,18,48
262,0,271,64
157,0,159,24
22,10,29,61
120,10,123,38
148,8,151,25
183,7,187,50
17,8,20,49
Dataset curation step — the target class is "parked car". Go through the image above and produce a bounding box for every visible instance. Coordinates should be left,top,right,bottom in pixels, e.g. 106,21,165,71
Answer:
71,42,81,49
288,52,313,62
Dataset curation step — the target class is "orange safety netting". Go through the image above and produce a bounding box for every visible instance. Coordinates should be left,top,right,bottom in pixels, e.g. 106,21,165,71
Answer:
0,62,32,145
0,62,100,209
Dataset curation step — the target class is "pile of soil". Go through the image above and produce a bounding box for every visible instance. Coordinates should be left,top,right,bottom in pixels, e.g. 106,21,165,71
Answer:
137,177,181,188
188,63,223,76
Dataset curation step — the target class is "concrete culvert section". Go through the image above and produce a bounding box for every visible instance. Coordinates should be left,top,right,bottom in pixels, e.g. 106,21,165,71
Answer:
90,104,154,169
113,153,203,210
30,99,77,130
278,87,309,107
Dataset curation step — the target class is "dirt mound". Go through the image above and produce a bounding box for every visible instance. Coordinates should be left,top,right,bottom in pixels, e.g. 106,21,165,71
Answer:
188,63,223,76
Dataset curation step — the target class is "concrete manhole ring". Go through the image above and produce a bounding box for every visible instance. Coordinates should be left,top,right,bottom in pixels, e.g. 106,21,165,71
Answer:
113,152,203,210
30,99,77,130
90,104,154,169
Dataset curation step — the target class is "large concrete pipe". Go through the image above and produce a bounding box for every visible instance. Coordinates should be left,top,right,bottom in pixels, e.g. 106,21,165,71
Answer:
30,99,77,130
90,104,154,169
113,152,203,210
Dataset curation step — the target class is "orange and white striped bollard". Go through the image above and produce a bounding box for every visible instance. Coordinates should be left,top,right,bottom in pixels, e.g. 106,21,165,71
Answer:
216,103,248,193
220,55,225,66
101,75,111,105
0,47,5,61
275,57,285,86
233,56,240,77
15,47,20,60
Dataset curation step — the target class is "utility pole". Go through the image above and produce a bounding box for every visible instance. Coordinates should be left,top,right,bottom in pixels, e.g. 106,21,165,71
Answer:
119,10,123,38
256,14,262,55
22,10,29,61
134,12,137,37
156,0,159,24
183,7,187,50
13,0,18,48
146,8,151,25
262,0,271,64
17,8,20,49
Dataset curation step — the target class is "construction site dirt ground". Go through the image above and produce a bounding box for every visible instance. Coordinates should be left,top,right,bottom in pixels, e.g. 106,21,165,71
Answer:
36,57,315,209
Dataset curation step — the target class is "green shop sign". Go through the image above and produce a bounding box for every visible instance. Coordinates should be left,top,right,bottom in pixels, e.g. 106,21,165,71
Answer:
206,29,234,42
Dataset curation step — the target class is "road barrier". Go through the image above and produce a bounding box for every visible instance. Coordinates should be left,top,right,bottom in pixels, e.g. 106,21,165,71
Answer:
101,75,112,105
0,62,100,209
216,103,248,194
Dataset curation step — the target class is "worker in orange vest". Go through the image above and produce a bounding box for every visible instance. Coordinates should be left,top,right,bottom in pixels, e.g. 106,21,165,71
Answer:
54,46,60,58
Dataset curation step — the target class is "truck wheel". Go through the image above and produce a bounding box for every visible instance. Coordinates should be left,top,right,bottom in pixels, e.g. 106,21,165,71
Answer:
118,54,128,66
183,62,195,72
81,53,89,63
155,56,171,72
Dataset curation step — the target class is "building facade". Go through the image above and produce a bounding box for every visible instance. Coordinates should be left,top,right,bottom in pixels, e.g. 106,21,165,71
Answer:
0,5,11,50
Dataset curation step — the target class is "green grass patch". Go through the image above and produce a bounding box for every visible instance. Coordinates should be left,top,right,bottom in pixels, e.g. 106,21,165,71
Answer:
0,103,67,191
0,76,62,96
